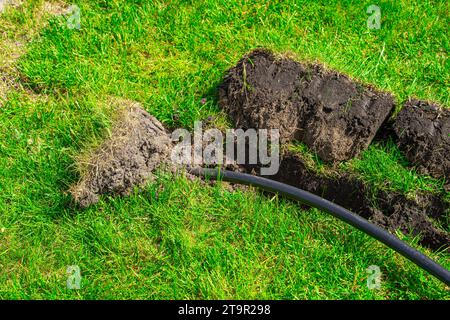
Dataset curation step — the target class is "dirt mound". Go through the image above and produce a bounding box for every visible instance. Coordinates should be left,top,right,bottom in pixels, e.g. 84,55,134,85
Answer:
218,49,306,142
70,102,172,208
218,50,448,250
393,99,450,184
219,49,395,162
242,151,450,251
370,195,449,251
297,64,395,162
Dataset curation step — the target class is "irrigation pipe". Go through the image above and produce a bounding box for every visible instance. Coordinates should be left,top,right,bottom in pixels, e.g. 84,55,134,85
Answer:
189,167,450,286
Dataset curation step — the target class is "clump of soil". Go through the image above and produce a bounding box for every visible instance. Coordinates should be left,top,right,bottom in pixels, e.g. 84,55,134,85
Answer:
219,50,448,250
242,151,450,251
370,194,449,251
393,99,450,184
219,49,395,162
297,64,395,162
218,49,306,143
42,1,68,16
70,102,172,208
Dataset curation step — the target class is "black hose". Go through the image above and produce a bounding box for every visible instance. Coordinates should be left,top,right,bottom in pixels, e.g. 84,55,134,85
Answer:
189,167,450,286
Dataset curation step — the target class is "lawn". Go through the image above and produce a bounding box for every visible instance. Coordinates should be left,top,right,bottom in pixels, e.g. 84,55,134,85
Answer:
0,0,448,299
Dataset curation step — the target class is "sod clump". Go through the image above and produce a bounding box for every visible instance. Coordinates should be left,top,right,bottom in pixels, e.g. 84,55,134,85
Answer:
70,100,172,208
394,99,450,187
219,49,395,162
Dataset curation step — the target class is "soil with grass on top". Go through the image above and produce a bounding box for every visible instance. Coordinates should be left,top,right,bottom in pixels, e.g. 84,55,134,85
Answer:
218,49,306,143
394,99,450,187
219,49,395,162
70,102,172,208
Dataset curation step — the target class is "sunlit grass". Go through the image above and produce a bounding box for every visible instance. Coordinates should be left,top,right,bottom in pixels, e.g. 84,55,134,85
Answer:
0,0,448,299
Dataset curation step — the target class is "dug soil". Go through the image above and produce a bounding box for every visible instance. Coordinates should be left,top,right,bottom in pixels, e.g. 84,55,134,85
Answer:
219,49,449,251
394,99,450,186
70,101,172,208
219,49,395,162
70,50,449,252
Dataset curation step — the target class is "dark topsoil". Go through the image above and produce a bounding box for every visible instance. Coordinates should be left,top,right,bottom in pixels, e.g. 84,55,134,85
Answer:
219,49,395,162
394,99,450,184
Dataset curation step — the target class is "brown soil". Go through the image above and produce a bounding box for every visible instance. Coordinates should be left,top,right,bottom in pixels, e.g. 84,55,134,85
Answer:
218,49,306,143
70,102,172,208
393,99,450,185
298,64,395,162
219,49,395,162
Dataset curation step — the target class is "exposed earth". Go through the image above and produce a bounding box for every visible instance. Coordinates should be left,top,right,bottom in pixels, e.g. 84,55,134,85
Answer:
244,151,449,251
394,99,450,186
219,49,395,162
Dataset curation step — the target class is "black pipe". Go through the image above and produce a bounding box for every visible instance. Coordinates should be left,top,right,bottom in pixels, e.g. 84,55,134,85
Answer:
189,167,450,286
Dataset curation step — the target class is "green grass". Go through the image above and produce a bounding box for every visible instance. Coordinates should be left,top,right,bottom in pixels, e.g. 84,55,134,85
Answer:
0,0,449,299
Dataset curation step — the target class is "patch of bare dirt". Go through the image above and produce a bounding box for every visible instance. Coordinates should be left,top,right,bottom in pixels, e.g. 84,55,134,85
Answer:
0,38,25,106
42,1,68,16
393,99,449,186
0,1,72,106
0,1,23,13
